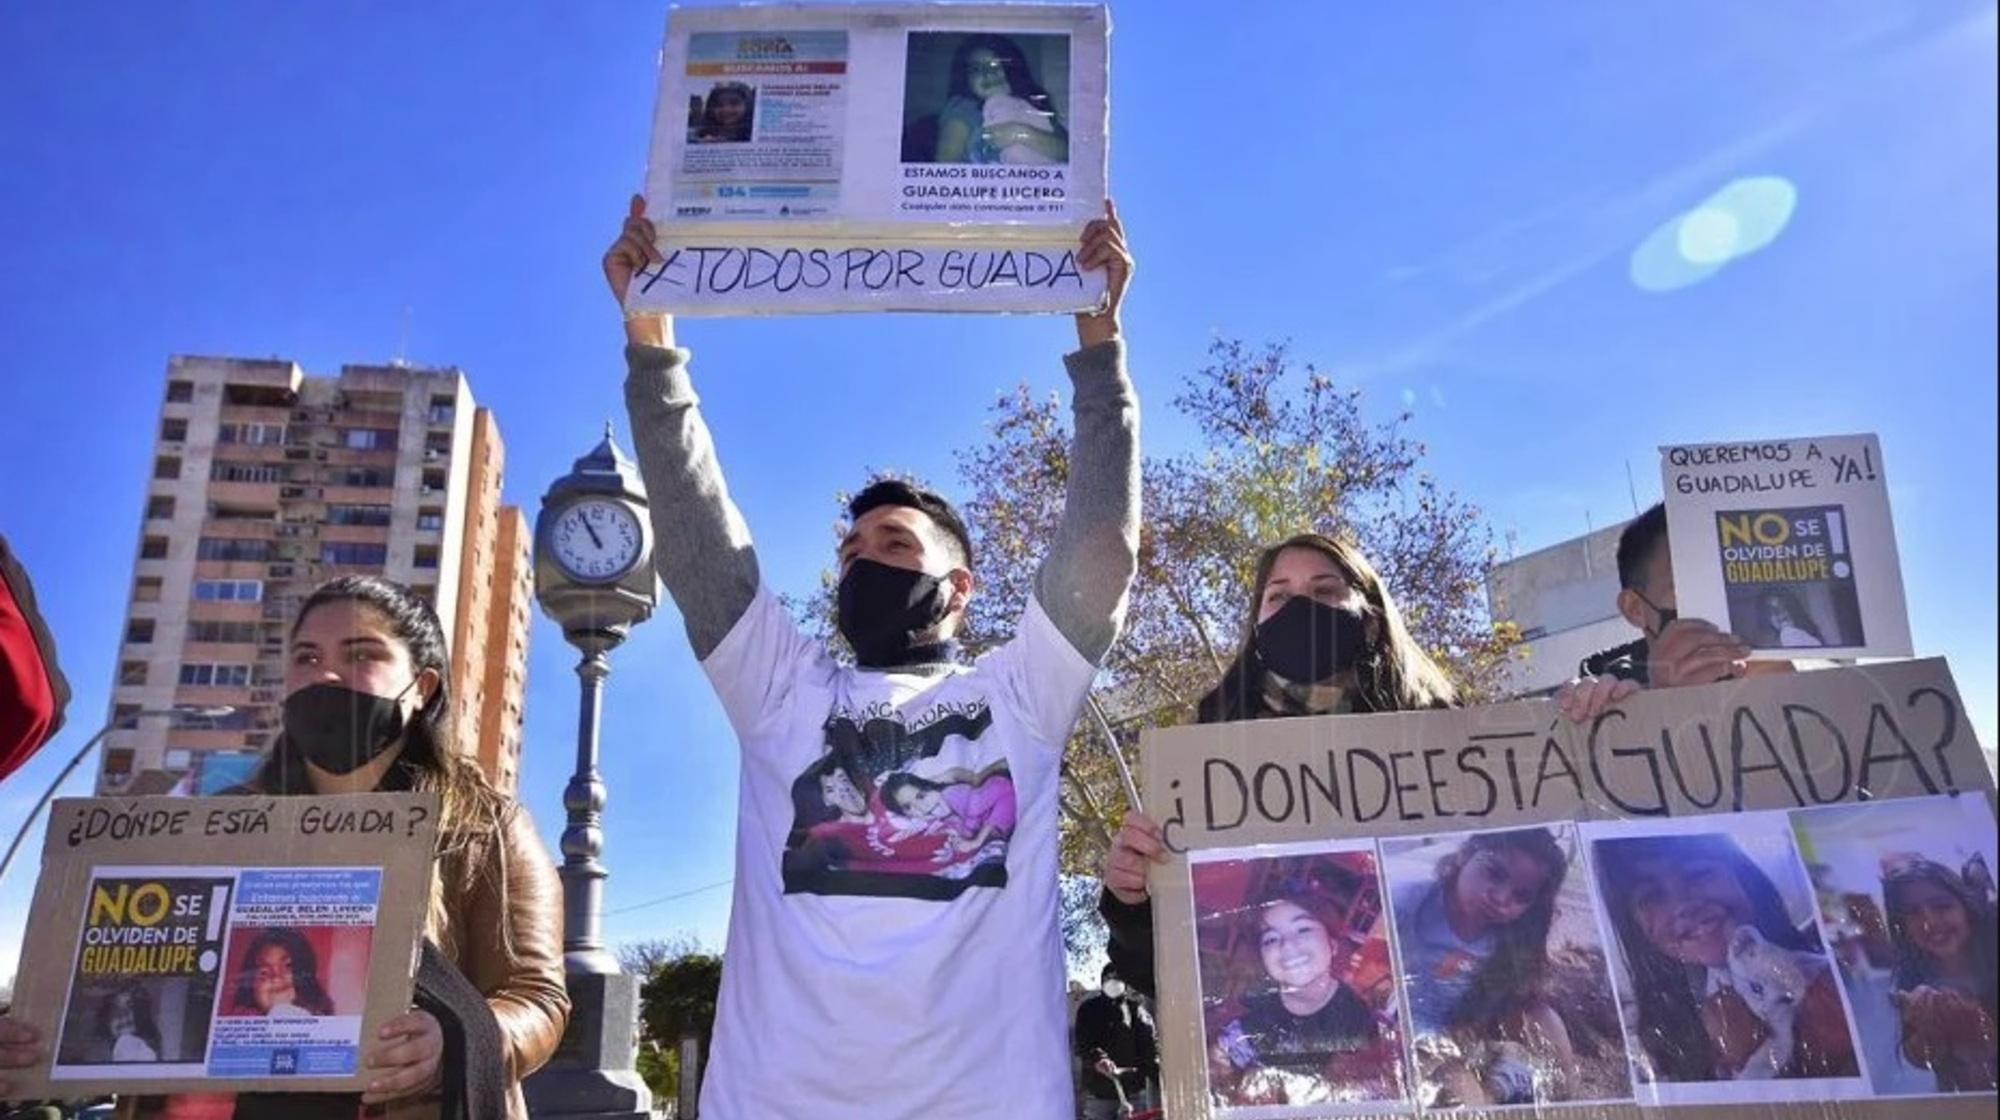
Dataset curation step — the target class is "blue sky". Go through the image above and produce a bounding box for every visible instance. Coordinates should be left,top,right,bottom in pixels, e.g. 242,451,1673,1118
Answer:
1,0,1994,974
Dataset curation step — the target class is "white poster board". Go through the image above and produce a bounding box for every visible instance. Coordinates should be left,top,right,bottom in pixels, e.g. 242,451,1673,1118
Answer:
630,2,1110,315
1660,433,1912,660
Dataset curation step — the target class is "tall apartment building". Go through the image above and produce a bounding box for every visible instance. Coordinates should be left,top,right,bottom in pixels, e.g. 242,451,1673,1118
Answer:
99,355,534,797
1485,520,1639,697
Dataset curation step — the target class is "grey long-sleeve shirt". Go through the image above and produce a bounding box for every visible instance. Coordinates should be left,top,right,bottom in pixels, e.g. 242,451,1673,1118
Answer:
621,339,1139,666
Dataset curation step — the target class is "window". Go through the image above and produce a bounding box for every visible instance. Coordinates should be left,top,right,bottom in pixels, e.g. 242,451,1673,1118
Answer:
335,466,392,488
192,579,262,602
133,576,163,602
165,380,194,403
125,618,155,644
413,546,440,570
192,750,265,795
421,469,446,493
153,455,181,480
145,495,175,520
218,422,285,445
186,620,261,643
212,460,285,483
342,427,398,451
328,504,392,526
209,504,272,521
160,418,188,442
118,660,148,685
179,663,251,687
321,542,388,567
113,703,142,729
102,747,136,783
196,537,274,562
416,509,444,531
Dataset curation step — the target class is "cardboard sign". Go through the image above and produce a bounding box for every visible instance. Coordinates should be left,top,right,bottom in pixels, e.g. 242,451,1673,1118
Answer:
630,2,1110,315
1661,434,1912,659
6,793,438,1097
1142,660,1996,1118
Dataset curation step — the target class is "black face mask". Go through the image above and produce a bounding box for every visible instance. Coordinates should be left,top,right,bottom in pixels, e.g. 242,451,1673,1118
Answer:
1255,596,1370,684
283,680,419,776
1632,589,1677,639
837,558,953,668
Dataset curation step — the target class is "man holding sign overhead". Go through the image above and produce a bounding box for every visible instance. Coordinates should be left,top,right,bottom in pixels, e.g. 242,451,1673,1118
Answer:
604,196,1138,1118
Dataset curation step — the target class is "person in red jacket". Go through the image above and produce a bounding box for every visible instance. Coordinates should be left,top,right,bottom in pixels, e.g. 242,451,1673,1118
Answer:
0,533,70,781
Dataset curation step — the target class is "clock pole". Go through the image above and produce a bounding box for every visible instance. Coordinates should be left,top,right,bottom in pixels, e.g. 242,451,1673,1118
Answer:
524,424,657,1120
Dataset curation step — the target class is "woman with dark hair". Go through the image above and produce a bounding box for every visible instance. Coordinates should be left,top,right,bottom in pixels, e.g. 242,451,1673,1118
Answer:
97,983,162,1064
691,81,753,143
1394,828,1573,1105
932,34,1068,164
880,767,1016,857
1882,858,1999,1090
1207,859,1402,1106
231,928,337,1018
1594,832,1857,1083
1758,590,1824,648
1101,533,1458,995
0,576,570,1118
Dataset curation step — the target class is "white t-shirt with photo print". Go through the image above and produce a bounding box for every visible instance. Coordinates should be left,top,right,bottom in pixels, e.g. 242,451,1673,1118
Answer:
696,585,1096,1120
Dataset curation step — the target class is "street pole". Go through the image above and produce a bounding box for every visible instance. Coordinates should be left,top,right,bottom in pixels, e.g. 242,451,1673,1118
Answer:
559,645,619,974
524,428,656,1119
0,706,229,890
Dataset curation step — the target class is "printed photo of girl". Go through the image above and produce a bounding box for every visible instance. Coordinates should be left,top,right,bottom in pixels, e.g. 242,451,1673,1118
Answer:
1793,795,1998,1095
1192,844,1406,1113
1383,825,1632,1109
1590,816,1863,1097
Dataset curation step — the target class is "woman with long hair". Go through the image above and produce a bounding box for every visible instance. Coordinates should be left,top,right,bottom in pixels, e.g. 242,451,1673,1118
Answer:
1101,533,1457,996
231,928,337,1018
96,983,163,1064
1394,828,1574,1105
1758,590,1825,648
1,576,569,1118
932,34,1069,164
1882,858,1999,1090
1594,832,1857,1083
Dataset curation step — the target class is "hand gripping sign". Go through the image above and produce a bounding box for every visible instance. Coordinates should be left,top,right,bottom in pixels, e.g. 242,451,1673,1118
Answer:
626,2,1111,316
7,793,438,1098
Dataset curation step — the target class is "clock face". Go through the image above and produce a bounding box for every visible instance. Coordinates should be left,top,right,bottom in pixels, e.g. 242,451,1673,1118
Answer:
550,498,643,582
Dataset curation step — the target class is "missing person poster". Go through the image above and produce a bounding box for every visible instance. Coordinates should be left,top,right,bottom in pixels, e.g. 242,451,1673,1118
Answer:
1660,434,1912,660
1140,659,1996,1119
7,794,437,1097
634,2,1110,315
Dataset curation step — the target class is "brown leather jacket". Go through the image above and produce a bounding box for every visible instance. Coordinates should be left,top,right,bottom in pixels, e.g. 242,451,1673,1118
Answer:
118,801,568,1120
430,800,569,1119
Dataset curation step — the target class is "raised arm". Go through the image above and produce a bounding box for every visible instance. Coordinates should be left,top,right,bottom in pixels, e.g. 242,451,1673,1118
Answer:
1032,200,1140,664
606,196,760,658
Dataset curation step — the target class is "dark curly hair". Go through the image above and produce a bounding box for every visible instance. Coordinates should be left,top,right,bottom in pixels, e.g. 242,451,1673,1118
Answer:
231,926,336,1016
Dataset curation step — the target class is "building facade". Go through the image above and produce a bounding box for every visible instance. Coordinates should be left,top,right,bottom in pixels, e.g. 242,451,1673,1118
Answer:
100,355,533,796
1485,520,1639,697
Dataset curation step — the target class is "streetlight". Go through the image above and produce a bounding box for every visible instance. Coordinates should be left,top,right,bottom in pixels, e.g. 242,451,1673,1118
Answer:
0,704,235,889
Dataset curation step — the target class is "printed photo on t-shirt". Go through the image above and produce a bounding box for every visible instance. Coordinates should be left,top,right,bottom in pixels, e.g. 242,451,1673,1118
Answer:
1190,840,1409,1115
1380,824,1633,1111
780,701,1016,900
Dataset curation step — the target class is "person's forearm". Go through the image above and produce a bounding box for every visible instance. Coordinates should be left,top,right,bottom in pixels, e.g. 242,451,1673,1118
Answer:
1032,339,1139,663
622,342,762,659
625,311,674,349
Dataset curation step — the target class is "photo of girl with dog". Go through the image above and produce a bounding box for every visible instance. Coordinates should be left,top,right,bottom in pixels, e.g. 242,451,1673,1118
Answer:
1587,814,1864,1101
